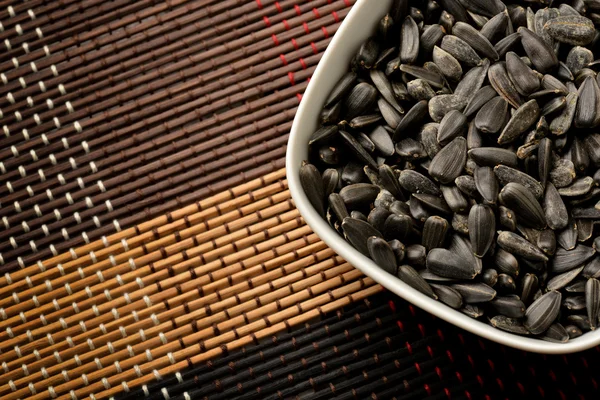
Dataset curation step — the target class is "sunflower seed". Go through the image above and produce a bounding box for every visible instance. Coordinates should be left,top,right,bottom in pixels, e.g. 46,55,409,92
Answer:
393,100,429,141
566,46,594,76
374,189,396,210
474,96,509,134
463,85,498,117
413,193,452,215
325,72,357,107
541,323,569,343
395,265,437,299
518,27,558,74
432,46,463,82
300,162,325,217
474,166,499,205
328,193,349,223
551,245,596,274
399,169,441,196
357,38,380,70
440,35,482,67
421,24,446,53
438,110,468,145
426,248,478,279
549,92,578,136
497,231,548,262
499,182,546,230
482,268,499,287
489,61,524,109
524,290,562,335
350,114,382,130
455,59,491,102
339,183,380,210
586,277,600,329
344,82,378,120
451,282,496,303
491,296,526,318
495,165,544,199
431,284,463,309
468,204,496,257
370,70,404,114
429,137,468,184
378,165,405,201
547,266,585,292
367,207,392,232
498,100,540,145
496,273,517,294
558,177,595,197
453,21,499,60
461,304,485,318
542,96,566,116
400,64,446,88
383,213,413,241
575,76,600,129
342,217,383,256
407,79,436,101
420,270,457,283
320,101,342,124
441,185,469,212
339,130,378,170
455,175,479,199
322,169,340,197
490,315,530,334
368,236,398,275
557,61,575,81
400,16,420,64
544,15,596,46
309,125,338,146
495,32,522,58
507,52,540,95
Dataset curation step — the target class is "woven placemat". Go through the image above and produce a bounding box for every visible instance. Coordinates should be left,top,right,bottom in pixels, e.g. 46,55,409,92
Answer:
0,1,599,399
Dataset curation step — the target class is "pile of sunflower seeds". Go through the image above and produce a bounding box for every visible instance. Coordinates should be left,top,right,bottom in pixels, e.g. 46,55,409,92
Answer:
301,0,600,341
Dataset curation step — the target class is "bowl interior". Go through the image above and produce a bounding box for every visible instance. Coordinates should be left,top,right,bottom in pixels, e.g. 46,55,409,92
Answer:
286,0,600,354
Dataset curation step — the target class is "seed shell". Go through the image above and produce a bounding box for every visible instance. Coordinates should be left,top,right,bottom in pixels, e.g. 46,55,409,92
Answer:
524,291,562,335
451,282,496,303
468,204,496,257
429,137,468,184
498,100,540,145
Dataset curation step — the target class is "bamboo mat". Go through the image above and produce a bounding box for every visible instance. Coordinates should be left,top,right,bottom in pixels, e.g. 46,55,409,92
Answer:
0,0,599,399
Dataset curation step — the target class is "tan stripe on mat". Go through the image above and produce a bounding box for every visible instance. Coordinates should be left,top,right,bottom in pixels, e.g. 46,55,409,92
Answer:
0,167,383,399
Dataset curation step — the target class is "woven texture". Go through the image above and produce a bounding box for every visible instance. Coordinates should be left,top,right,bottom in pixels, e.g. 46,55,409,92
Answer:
0,1,599,399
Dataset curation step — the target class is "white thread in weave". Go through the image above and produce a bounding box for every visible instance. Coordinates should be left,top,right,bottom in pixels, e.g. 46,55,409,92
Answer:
52,298,60,311
160,332,167,345
22,363,29,376
96,270,105,282
40,314,48,326
139,329,146,341
167,352,175,364
33,349,40,360
65,283,73,295
8,380,16,392
5,327,13,338
151,313,160,325
93,216,101,227
26,330,33,342
26,185,34,196
74,212,81,224
32,295,39,307
0,308,6,320
99,323,107,334
46,332,53,344
136,277,144,288
41,367,49,379
116,275,125,287
48,386,57,398
184,392,191,400
11,291,19,304
70,390,77,400
54,351,62,363
109,255,116,267
119,326,127,338
127,345,135,357
162,388,170,399
107,341,114,354
66,336,74,348
113,360,122,373
135,365,143,377
45,279,53,292
14,345,21,357
74,354,81,366
81,373,89,385
142,384,148,395
50,244,58,256
69,248,77,259
19,311,26,323
132,310,139,322
1,362,7,373
144,295,153,307
79,321,87,333
129,258,137,270
92,304,100,316
123,293,131,305
4,272,11,284
59,317,67,329
111,307,119,319
153,369,162,380
94,358,103,370
121,381,129,392
28,382,36,394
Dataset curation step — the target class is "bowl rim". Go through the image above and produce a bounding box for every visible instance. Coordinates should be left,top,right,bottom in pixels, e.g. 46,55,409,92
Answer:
286,0,600,354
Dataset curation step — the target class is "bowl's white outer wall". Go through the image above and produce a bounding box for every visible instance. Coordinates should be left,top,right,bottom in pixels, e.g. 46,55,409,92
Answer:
286,0,600,354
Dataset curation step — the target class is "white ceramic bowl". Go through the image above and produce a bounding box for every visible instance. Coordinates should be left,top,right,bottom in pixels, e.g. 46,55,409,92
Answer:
286,0,600,354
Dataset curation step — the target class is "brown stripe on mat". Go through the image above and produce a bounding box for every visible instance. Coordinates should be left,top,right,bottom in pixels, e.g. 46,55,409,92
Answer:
0,0,355,273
